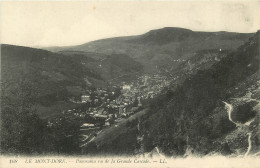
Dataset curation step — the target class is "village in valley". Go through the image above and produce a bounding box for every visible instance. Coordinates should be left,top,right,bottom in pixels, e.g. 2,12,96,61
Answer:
45,52,225,148
47,74,170,147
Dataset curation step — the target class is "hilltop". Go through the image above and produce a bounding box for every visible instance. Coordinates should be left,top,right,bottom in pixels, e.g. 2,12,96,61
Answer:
45,27,253,73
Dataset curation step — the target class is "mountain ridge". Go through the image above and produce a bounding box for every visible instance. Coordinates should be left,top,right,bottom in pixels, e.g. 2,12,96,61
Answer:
44,27,254,51
44,27,254,73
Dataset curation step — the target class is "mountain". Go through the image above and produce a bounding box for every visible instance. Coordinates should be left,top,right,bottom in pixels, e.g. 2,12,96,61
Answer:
1,44,142,119
1,44,143,154
82,31,260,156
1,45,94,118
139,31,260,156
45,27,254,73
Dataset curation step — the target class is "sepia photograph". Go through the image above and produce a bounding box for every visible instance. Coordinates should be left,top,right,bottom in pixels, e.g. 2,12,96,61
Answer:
0,0,260,167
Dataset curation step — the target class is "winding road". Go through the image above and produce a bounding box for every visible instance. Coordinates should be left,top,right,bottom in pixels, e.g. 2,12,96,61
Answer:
244,132,252,157
223,101,253,157
223,101,240,126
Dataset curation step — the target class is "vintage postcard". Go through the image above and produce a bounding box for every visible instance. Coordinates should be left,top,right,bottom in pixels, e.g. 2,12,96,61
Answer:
0,0,260,167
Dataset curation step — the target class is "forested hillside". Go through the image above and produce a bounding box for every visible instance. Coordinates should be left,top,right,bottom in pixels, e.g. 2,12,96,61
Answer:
59,51,143,82
81,31,260,157
138,31,260,156
0,44,142,154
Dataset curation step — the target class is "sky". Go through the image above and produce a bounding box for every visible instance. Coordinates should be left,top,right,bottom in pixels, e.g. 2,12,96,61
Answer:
1,1,260,47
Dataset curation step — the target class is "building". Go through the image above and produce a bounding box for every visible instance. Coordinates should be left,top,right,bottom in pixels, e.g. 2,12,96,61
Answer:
81,95,90,102
123,85,131,90
81,123,95,128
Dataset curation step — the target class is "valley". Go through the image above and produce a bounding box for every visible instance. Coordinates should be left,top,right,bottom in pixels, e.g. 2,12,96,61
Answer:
1,28,259,157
